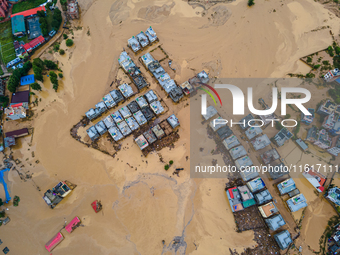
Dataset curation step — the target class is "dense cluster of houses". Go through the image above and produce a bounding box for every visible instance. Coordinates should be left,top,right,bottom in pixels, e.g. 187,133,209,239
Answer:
127,26,158,53
4,89,29,120
324,68,340,83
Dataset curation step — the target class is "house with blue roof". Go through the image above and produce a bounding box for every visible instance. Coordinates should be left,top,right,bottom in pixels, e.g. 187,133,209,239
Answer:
247,177,266,193
286,193,307,212
265,214,286,231
277,178,296,195
274,230,293,250
20,74,35,86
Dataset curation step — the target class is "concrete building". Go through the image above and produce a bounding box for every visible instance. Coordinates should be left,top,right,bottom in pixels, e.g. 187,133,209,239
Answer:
141,53,155,69
240,166,259,182
239,114,254,130
135,135,149,150
169,86,184,103
150,101,164,115
67,0,79,19
301,108,315,125
326,187,340,206
306,126,318,143
197,70,209,83
328,136,340,156
254,189,272,205
144,90,158,104
119,83,134,99
274,128,293,147
238,185,256,208
108,127,123,142
126,117,139,131
103,93,116,108
132,75,148,91
277,178,296,195
133,110,147,126
251,134,271,151
110,89,124,104
95,121,107,135
222,135,240,150
167,114,180,129
5,128,29,138
265,214,286,231
143,130,157,144
210,117,227,131
119,106,132,119
202,106,218,121
152,124,165,139
288,189,300,198
145,26,158,43
141,106,155,121
112,111,124,123
314,129,332,149
296,138,308,151
160,120,173,135
235,156,253,171
324,68,340,82
128,36,141,53
86,126,99,141
180,80,194,95
226,187,244,212
247,177,266,193
4,103,26,120
229,145,247,160
302,167,326,192
11,90,29,109
217,125,233,140
162,79,176,93
261,148,280,164
103,115,115,129
245,126,262,140
12,15,26,36
274,230,292,250
286,194,307,212
95,101,107,115
258,202,278,218
117,121,132,136
85,108,100,120
127,101,140,114
136,96,148,108
317,100,336,115
136,31,149,48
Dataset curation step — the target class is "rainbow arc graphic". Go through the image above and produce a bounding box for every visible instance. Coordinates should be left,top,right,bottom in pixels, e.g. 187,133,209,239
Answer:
197,82,222,106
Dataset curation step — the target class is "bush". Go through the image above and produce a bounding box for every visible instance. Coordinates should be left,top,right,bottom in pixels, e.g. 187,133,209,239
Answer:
0,96,9,108
52,8,62,30
322,60,330,65
305,73,315,78
63,33,68,39
169,160,173,165
334,55,340,69
164,164,169,170
34,73,44,82
66,39,74,47
33,58,44,69
59,49,65,55
60,0,67,4
58,73,63,78
313,64,321,69
306,56,312,63
248,0,255,6
335,46,340,55
44,60,58,70
53,44,60,52
31,82,42,91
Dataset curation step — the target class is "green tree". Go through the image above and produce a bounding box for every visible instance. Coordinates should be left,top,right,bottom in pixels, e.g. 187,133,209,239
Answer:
0,96,9,108
34,73,44,82
31,82,42,91
59,49,65,55
60,0,67,5
313,64,321,69
44,60,58,69
58,73,63,78
53,44,60,52
164,164,169,170
307,56,312,63
33,58,44,69
248,0,255,6
37,10,45,18
63,34,68,39
334,55,340,69
66,39,74,47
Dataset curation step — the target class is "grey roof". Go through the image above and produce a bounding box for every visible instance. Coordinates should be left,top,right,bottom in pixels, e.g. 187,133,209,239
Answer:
117,121,132,136
119,83,134,98
235,156,253,170
326,187,340,206
245,126,263,140
110,89,124,103
126,117,139,131
108,126,123,142
288,188,300,198
217,125,233,140
238,185,254,201
296,138,308,151
141,106,155,121
128,36,141,52
254,190,272,205
150,101,164,115
149,61,165,79
229,145,247,160
135,135,149,150
86,108,100,120
251,134,271,151
247,177,266,193
136,96,148,108
265,214,286,231
169,86,184,103
103,115,115,129
158,73,171,87
118,51,131,71
239,166,259,181
132,75,148,91
222,135,240,150
163,79,177,94
202,106,218,120
95,120,107,135
167,114,180,129
268,163,289,180
286,194,307,212
144,90,158,103
119,106,132,119
112,111,124,123
133,110,147,125
141,53,155,69
86,126,100,141
240,114,254,130
210,117,227,131
143,129,157,144
136,31,149,47
127,101,140,114
277,178,297,195
197,70,209,84
152,124,165,139
261,149,280,164
145,26,158,43
274,128,293,147
274,230,293,250
103,93,116,108
95,101,107,115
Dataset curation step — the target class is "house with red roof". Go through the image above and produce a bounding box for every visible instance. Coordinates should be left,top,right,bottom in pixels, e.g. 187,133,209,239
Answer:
22,35,45,52
11,6,46,18
302,167,326,192
45,232,64,252
0,0,9,18
65,216,81,233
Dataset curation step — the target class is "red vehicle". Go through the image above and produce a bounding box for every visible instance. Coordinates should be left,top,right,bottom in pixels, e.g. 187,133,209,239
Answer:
91,200,102,213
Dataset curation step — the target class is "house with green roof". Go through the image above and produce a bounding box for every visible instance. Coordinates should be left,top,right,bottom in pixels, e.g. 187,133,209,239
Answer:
11,15,26,36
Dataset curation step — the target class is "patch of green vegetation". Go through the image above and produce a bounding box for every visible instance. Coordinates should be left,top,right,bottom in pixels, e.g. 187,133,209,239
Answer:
7,61,32,92
275,121,283,130
306,73,315,78
12,0,46,14
66,39,74,47
313,64,321,69
164,164,169,170
293,121,300,139
31,82,42,91
327,46,335,57
0,66,3,76
247,0,255,6
59,49,65,55
307,56,312,63
0,21,16,64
